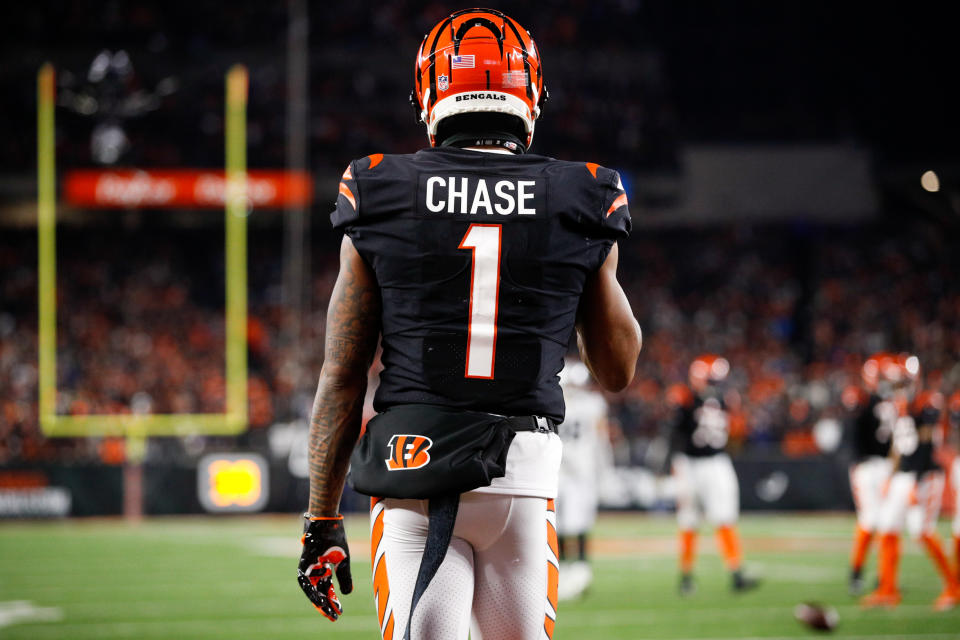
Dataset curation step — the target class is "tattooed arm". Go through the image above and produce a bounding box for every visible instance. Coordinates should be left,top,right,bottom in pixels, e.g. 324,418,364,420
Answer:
308,236,381,516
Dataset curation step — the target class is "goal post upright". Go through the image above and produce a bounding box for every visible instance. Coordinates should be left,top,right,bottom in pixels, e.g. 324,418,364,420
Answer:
225,64,249,431
37,63,57,429
37,64,250,438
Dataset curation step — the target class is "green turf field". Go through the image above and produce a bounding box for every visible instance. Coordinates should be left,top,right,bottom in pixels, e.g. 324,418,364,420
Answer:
1,513,957,639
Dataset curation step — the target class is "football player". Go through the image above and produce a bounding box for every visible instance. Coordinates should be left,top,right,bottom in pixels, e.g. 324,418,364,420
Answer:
844,352,897,595
555,359,611,601
861,354,960,610
667,354,758,595
948,390,960,582
296,9,642,640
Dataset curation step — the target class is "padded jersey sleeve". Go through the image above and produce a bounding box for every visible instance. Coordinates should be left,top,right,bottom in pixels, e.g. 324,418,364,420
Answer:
330,153,412,233
593,164,632,239
560,161,632,241
330,160,360,230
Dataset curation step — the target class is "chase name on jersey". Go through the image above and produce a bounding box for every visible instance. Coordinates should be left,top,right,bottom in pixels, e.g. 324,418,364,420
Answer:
419,174,542,217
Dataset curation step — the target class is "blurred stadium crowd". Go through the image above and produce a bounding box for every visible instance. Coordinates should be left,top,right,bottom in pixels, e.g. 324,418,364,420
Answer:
2,222,957,467
2,2,958,470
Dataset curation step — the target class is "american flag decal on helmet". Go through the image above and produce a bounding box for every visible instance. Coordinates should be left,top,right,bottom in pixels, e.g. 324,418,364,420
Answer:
451,54,475,69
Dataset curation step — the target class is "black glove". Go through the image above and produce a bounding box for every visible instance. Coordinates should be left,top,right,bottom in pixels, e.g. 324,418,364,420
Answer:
297,514,353,621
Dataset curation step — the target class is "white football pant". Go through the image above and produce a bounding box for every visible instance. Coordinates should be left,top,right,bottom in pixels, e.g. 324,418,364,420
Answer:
370,493,559,640
877,470,944,538
849,456,894,532
673,452,739,530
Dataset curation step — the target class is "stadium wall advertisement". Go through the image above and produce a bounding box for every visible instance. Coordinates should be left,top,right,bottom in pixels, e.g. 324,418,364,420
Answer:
63,169,314,209
0,457,855,517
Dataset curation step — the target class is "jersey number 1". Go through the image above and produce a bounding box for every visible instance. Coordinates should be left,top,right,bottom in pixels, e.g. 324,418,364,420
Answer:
458,224,502,379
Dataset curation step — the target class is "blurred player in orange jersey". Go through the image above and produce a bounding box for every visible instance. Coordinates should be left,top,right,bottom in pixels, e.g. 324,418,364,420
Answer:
861,355,960,610
668,354,759,595
948,390,960,582
844,352,898,595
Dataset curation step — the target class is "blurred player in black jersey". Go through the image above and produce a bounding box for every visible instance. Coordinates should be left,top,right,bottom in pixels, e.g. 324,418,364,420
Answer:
860,354,960,611
667,354,758,595
296,10,642,640
843,352,897,595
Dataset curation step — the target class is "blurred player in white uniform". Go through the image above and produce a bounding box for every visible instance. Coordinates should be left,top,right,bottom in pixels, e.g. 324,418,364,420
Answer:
555,359,611,600
843,352,897,594
667,355,758,595
861,354,960,610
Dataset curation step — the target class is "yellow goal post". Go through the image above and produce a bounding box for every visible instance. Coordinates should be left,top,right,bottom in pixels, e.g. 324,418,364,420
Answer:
36,63,250,438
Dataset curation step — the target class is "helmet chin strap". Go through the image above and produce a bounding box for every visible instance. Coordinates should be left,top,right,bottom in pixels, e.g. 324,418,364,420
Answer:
439,131,526,154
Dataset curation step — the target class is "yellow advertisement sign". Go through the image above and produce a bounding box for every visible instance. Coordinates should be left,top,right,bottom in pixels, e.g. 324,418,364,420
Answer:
197,453,268,512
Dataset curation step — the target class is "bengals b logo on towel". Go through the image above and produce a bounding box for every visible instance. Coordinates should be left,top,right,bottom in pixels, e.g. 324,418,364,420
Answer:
385,435,433,470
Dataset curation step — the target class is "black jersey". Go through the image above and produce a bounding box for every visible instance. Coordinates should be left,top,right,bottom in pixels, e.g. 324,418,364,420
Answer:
671,388,729,457
897,393,943,474
850,394,892,462
331,147,631,421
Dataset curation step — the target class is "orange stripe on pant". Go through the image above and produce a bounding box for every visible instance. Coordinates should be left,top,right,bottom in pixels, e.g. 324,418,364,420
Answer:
544,498,558,639
370,498,394,640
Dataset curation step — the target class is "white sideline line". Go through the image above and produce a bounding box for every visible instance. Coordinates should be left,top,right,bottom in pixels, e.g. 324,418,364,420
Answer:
0,601,63,629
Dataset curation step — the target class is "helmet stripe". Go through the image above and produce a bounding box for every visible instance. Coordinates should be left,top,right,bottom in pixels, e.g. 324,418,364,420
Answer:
500,18,534,101
453,17,504,58
414,37,425,99
426,17,454,108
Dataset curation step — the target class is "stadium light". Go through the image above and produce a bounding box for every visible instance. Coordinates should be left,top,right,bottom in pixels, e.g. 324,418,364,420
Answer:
920,169,940,192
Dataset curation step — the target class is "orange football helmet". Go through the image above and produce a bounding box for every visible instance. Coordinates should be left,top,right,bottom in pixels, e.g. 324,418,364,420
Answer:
689,354,730,392
412,8,547,149
861,351,920,395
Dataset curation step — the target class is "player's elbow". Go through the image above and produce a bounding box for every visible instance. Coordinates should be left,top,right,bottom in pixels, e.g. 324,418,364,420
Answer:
595,366,634,393
596,355,639,393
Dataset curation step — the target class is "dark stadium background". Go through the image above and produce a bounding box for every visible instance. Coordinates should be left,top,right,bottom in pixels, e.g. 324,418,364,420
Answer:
1,1,957,516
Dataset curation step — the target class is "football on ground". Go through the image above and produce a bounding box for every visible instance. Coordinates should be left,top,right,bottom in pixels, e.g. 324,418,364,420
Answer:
794,601,839,632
